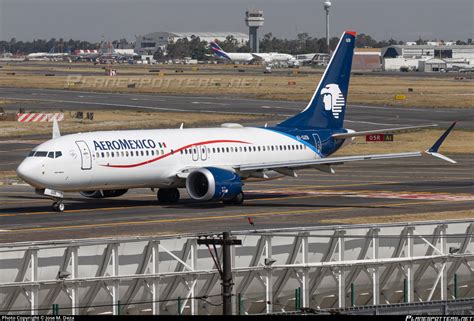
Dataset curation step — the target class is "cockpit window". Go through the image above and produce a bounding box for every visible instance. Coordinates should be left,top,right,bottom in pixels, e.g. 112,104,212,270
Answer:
29,150,63,158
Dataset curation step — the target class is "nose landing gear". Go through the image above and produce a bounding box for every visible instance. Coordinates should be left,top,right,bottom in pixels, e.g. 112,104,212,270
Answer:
36,188,66,212
52,200,65,212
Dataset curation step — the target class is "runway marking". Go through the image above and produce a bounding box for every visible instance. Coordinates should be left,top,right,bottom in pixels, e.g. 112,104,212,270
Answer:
0,199,456,234
0,96,264,116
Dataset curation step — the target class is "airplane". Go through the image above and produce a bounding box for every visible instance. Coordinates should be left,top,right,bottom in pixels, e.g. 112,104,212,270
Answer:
16,31,457,212
210,41,254,63
26,48,70,61
210,41,297,64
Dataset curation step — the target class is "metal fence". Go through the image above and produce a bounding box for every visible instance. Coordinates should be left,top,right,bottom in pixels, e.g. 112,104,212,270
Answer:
0,219,473,315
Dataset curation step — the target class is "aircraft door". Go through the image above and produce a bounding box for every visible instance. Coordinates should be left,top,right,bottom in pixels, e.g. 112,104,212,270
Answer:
191,145,199,161
312,134,322,157
200,145,208,161
75,140,92,170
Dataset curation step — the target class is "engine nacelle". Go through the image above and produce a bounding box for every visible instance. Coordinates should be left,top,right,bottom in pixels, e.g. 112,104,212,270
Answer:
186,167,242,201
80,189,128,199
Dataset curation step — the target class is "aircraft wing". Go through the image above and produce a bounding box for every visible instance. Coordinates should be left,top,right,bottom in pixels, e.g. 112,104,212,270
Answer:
237,122,457,173
237,151,422,172
331,124,438,139
251,53,270,62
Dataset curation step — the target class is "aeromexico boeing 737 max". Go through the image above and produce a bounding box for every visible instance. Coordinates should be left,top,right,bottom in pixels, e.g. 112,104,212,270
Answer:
17,31,457,212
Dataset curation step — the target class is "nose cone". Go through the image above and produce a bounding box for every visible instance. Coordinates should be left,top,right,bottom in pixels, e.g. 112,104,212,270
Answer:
16,158,43,188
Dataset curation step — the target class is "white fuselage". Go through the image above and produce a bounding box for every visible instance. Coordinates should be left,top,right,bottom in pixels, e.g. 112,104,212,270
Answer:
223,52,254,63
218,52,295,63
256,52,295,63
17,126,319,192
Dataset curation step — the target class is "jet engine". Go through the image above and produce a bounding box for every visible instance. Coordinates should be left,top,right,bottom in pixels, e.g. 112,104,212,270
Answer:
80,189,128,199
186,167,242,202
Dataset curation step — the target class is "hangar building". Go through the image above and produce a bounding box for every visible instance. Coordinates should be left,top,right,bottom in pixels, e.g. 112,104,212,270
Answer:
135,32,248,54
381,44,474,72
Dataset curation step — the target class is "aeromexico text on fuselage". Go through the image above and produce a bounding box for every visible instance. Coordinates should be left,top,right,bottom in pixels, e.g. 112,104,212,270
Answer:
93,139,165,151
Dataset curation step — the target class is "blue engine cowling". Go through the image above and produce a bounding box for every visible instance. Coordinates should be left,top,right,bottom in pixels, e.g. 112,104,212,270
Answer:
186,167,242,201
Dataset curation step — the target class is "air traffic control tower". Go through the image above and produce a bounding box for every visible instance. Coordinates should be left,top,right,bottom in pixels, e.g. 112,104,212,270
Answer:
245,10,264,53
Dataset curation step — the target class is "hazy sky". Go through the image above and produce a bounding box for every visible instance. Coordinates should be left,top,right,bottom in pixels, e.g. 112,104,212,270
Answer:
0,0,472,42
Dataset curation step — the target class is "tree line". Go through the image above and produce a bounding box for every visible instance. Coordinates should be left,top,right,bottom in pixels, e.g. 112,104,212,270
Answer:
1,34,470,59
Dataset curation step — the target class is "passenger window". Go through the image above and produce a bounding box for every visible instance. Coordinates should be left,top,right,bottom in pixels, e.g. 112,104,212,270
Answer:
146,150,149,156
96,152,100,158
226,147,229,153
111,152,114,157
126,151,129,157
101,152,105,158
106,152,110,157
212,148,216,153
48,152,54,158
161,150,164,155
141,151,144,156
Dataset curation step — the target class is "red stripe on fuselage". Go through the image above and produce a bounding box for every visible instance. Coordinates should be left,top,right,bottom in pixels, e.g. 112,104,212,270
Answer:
100,139,251,168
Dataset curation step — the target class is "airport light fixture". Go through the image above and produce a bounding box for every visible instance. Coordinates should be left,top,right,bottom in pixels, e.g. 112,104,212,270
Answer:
324,1,332,52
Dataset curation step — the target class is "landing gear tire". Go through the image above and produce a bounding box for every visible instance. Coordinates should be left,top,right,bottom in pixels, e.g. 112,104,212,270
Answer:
52,201,65,212
223,192,244,206
157,188,180,204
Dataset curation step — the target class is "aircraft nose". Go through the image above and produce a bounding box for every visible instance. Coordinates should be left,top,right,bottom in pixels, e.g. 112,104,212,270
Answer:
16,159,39,186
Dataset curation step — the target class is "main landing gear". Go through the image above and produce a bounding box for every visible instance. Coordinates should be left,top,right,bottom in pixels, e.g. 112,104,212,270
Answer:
223,192,245,206
157,188,180,204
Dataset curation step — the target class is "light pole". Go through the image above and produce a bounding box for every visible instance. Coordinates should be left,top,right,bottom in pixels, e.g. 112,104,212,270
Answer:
324,1,332,53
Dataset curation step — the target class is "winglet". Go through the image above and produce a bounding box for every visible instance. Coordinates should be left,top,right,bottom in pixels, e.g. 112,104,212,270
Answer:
52,117,61,139
425,122,457,163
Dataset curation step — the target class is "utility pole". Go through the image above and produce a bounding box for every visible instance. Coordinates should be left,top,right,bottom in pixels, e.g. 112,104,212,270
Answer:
198,232,242,315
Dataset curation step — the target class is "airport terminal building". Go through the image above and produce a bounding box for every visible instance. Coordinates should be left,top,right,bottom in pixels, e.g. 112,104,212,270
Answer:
135,31,248,54
381,44,474,72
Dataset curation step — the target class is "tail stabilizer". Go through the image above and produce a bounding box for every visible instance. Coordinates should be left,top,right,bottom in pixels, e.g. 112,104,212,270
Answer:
277,31,356,130
210,41,231,60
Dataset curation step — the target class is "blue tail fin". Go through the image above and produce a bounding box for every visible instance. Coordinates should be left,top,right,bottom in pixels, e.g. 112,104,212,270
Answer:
277,31,356,130
210,41,231,60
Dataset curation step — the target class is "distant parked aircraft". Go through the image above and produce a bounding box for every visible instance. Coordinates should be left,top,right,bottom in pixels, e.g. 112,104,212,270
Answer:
210,41,297,64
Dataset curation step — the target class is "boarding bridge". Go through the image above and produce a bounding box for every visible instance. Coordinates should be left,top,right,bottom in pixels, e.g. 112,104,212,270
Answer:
0,220,472,315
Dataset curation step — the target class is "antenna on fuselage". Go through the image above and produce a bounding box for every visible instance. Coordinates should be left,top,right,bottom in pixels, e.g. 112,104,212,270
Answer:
52,117,61,139
180,123,184,129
